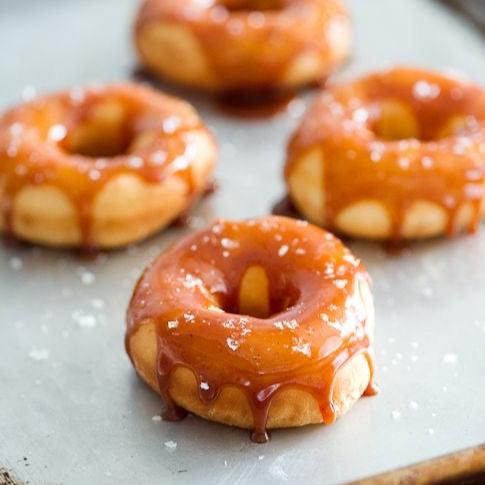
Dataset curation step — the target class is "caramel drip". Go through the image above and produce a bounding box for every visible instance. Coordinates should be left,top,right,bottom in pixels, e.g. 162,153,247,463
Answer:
135,0,348,91
0,84,209,251
126,217,376,442
285,68,485,240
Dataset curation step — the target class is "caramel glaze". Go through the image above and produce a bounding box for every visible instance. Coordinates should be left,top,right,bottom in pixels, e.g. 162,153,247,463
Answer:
0,83,213,252
135,0,348,91
285,68,485,241
126,216,376,443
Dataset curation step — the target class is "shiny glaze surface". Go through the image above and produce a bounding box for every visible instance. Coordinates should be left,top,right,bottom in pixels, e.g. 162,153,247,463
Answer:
135,0,348,90
126,216,375,442
286,68,485,239
0,83,210,250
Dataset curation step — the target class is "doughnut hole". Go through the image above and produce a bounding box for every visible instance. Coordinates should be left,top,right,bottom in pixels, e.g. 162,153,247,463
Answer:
372,100,420,141
60,99,132,157
136,23,218,90
287,148,325,225
219,0,286,12
238,265,271,318
437,114,470,139
335,201,392,239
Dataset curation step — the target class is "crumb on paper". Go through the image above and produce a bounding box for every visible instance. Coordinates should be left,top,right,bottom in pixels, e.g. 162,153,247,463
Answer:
391,409,401,420
442,353,458,365
29,348,50,361
164,440,177,452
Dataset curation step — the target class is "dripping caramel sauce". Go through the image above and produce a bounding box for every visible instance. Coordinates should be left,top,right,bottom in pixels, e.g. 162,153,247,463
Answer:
126,217,376,443
0,84,212,253
285,68,485,242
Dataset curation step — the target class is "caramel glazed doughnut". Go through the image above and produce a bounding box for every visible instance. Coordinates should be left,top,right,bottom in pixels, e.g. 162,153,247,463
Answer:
134,0,351,92
126,216,377,442
285,67,485,241
0,83,217,250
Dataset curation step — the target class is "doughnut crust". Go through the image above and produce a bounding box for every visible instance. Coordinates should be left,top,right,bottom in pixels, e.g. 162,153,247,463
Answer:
126,217,376,439
0,83,217,249
285,67,485,240
134,0,351,92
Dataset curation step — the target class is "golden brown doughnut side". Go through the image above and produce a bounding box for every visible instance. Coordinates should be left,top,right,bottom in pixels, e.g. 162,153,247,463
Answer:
126,217,376,442
0,83,217,249
285,67,485,240
134,0,351,92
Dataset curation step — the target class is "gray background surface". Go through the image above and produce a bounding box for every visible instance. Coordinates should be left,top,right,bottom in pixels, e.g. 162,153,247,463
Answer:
0,1,484,484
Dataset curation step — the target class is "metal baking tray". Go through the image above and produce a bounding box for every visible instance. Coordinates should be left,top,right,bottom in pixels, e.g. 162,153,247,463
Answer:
1,0,484,483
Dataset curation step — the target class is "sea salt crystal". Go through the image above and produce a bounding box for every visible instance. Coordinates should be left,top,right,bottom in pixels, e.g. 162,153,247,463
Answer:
421,286,433,297
221,238,239,249
226,338,239,351
91,299,105,310
76,314,97,328
291,341,311,357
48,124,67,142
278,245,289,257
333,279,347,289
200,382,210,391
167,320,179,329
29,348,50,361
421,156,434,169
295,248,306,255
164,440,177,452
409,401,419,410
152,415,162,422
352,108,369,124
80,271,95,285
89,169,101,181
163,116,181,133
413,80,440,100
150,150,167,165
127,156,144,168
391,409,401,420
442,353,458,365
10,122,23,136
398,157,410,170
9,257,23,270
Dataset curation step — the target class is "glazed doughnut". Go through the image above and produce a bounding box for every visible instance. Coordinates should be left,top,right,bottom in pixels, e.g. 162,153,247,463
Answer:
126,216,376,442
0,83,217,250
134,0,351,92
285,67,485,240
